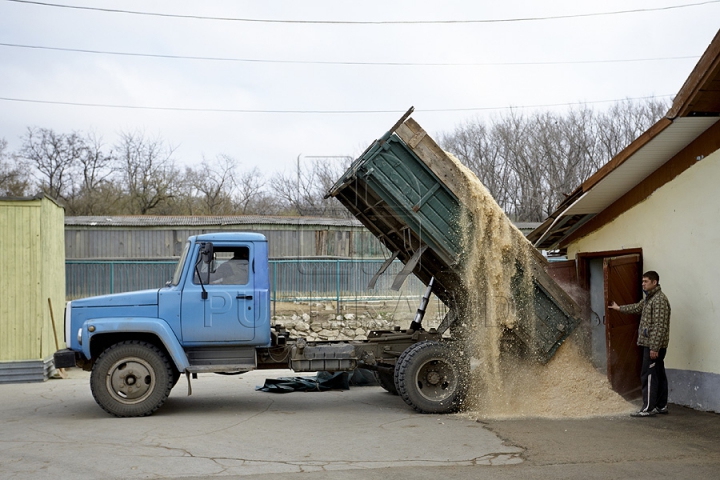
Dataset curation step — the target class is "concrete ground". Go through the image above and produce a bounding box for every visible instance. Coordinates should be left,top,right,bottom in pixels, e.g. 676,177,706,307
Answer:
1,369,719,480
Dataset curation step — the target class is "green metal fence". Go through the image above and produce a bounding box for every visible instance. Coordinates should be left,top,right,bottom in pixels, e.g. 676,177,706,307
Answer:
66,259,426,304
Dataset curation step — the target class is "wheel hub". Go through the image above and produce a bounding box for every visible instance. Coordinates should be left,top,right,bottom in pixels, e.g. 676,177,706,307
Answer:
106,357,155,404
426,371,442,385
415,358,457,402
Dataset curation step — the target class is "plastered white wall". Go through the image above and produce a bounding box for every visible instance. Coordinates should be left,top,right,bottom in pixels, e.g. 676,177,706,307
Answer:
568,148,720,375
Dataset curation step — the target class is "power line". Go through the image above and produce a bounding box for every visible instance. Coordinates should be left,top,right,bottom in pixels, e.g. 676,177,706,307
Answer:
0,42,700,67
0,94,674,114
5,0,720,24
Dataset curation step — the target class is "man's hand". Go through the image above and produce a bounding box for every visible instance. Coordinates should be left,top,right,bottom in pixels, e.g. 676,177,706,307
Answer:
650,350,658,360
609,301,620,311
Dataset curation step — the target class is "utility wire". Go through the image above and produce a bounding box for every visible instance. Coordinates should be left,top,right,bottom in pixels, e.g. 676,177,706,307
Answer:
4,0,719,24
0,94,674,114
0,42,700,67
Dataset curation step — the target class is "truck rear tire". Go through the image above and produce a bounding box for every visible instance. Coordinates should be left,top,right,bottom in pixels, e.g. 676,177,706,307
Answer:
90,341,174,417
394,341,468,414
374,368,399,395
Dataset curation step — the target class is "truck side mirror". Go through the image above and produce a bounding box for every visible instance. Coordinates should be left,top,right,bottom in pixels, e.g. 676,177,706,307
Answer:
200,242,214,264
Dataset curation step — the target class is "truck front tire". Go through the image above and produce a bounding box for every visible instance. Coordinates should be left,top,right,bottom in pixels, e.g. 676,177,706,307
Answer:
90,341,174,417
394,341,468,414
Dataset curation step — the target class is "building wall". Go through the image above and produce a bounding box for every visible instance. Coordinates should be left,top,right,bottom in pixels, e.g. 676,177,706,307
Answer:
0,196,65,365
567,149,720,411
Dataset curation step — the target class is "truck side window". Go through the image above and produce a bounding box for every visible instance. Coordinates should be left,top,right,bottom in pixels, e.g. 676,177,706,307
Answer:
194,246,250,285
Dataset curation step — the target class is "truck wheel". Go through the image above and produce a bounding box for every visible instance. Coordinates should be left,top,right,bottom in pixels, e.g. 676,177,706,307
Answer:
394,341,468,414
374,368,399,395
170,367,182,388
90,341,174,417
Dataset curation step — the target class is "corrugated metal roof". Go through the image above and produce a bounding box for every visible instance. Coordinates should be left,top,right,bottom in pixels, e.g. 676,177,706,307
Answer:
65,215,364,228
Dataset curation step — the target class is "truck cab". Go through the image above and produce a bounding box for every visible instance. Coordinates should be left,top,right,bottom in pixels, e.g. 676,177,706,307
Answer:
55,233,272,416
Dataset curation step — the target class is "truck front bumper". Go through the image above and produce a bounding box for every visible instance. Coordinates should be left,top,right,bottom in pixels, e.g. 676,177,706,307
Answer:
54,349,79,369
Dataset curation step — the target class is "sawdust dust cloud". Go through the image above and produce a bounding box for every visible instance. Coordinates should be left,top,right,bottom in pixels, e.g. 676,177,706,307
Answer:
443,153,633,419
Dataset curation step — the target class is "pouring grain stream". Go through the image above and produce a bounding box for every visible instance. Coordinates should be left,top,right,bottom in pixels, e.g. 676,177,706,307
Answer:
444,152,634,419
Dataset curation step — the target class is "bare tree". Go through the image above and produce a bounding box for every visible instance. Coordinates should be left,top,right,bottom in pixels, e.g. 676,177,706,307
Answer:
440,118,512,212
183,154,238,215
269,169,304,215
234,166,266,214
20,127,84,201
115,131,179,215
440,98,670,222
596,98,668,162
4,97,668,220
77,132,115,193
66,132,117,215
269,156,352,217
0,138,32,196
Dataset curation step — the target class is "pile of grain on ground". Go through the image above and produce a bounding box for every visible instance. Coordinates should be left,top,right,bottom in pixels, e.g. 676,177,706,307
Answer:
442,152,633,419
466,338,635,419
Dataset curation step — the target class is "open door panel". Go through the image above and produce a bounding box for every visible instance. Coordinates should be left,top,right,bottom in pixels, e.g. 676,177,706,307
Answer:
604,254,643,398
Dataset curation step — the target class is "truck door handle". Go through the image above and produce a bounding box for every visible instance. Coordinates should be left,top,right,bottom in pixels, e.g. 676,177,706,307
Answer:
236,294,253,300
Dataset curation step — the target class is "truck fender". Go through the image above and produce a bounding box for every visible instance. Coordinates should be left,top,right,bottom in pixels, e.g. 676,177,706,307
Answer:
81,317,190,371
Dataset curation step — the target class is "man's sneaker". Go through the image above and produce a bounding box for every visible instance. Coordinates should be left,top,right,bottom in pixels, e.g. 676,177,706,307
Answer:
653,406,669,415
630,410,656,417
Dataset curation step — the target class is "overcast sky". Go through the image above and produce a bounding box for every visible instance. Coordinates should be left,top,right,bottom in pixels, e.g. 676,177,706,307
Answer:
1,0,718,177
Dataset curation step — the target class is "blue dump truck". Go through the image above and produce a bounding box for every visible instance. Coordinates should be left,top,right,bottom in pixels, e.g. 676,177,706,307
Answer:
54,111,581,417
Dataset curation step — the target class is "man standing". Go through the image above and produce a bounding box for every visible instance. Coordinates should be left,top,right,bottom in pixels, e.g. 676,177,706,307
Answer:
610,270,671,417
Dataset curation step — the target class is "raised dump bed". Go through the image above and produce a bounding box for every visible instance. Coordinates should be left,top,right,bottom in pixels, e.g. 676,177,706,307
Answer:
327,112,581,363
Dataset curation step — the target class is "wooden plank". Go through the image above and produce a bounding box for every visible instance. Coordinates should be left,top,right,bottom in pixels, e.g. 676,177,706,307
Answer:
395,120,473,206
48,298,67,379
668,29,720,118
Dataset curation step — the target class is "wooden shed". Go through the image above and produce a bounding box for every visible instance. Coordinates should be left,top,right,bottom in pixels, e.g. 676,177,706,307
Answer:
0,194,66,383
529,29,720,411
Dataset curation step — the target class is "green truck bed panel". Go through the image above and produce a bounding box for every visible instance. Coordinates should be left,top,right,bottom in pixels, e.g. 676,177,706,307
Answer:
328,115,582,363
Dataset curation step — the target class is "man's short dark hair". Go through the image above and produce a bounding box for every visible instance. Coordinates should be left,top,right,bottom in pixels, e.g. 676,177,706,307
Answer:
643,271,660,283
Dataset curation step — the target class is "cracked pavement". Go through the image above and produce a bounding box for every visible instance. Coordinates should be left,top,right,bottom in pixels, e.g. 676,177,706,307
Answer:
0,369,521,479
2,369,719,479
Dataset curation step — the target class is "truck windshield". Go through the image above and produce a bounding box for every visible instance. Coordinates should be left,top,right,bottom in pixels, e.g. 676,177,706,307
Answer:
171,242,190,286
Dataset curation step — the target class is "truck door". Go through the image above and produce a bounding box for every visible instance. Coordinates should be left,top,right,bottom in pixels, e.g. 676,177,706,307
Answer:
181,245,257,343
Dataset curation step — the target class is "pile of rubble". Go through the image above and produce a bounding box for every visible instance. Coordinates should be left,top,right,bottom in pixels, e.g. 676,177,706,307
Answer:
272,312,396,341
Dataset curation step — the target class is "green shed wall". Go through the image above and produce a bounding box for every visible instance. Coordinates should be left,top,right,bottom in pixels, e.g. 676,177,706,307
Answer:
0,196,65,362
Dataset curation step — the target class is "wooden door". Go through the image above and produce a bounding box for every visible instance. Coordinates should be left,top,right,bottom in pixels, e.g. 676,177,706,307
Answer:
604,254,643,398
